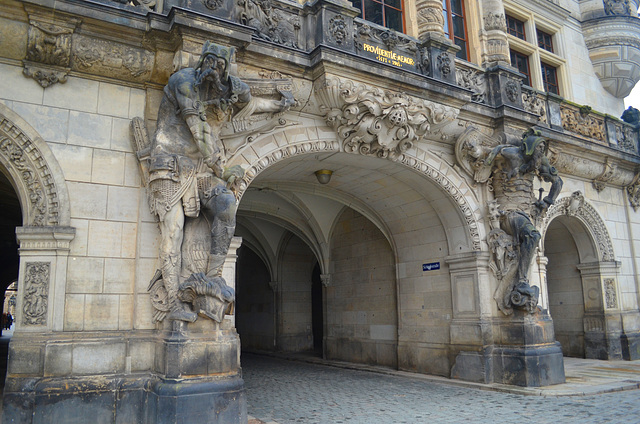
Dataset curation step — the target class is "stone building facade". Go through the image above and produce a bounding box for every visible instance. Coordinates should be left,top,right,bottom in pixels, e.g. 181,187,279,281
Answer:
0,0,640,422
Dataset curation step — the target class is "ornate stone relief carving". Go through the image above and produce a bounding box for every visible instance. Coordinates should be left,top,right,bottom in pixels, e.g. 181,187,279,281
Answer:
315,76,458,159
626,173,640,211
456,66,486,103
604,0,633,16
604,278,618,308
328,14,348,45
320,274,332,287
238,0,300,48
522,89,547,124
418,47,431,76
416,0,445,34
542,191,615,261
560,105,606,142
615,123,638,153
0,116,60,226
592,157,616,192
437,52,452,78
23,19,79,88
204,0,223,10
73,36,153,81
483,12,507,31
22,262,50,326
110,0,157,11
504,81,519,103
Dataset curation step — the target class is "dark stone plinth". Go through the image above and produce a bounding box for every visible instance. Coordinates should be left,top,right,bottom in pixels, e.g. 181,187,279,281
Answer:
621,331,640,360
485,64,525,108
419,34,459,85
148,375,247,424
488,342,565,387
585,330,623,360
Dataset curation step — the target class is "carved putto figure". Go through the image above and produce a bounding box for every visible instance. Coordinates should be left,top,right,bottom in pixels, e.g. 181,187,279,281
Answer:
456,128,563,314
131,42,293,323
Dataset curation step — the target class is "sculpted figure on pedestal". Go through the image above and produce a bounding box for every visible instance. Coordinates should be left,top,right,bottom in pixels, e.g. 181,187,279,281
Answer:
456,128,563,314
132,41,293,323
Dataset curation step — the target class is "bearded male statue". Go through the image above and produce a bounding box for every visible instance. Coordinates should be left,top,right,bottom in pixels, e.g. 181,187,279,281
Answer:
143,41,292,322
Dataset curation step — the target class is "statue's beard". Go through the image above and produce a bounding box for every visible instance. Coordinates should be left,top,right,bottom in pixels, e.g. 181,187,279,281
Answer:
196,67,226,93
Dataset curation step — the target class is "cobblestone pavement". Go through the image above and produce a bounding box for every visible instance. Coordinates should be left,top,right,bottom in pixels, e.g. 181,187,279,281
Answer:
243,353,640,424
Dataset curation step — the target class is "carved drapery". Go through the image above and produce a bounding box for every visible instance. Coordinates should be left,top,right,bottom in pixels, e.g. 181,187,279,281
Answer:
541,191,615,262
22,262,50,326
314,76,458,160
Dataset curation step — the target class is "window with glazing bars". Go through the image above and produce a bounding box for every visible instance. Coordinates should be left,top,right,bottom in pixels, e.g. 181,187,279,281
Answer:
443,0,469,60
351,0,404,32
541,62,558,94
537,29,554,53
506,15,526,40
510,50,531,86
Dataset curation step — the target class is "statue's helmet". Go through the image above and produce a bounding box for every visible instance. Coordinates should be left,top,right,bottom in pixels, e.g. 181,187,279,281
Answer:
195,41,235,80
521,129,545,157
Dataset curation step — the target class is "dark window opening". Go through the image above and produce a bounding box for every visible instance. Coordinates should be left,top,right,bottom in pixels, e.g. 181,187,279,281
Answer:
510,50,531,86
352,0,404,32
443,0,469,60
541,62,559,94
506,14,526,40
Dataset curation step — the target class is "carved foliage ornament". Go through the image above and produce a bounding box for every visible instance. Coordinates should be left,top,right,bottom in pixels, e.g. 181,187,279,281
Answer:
0,117,59,226
522,89,547,124
22,262,50,326
615,124,638,153
316,77,458,159
604,278,618,308
73,36,153,79
626,172,640,211
456,66,486,103
483,12,507,32
560,104,606,142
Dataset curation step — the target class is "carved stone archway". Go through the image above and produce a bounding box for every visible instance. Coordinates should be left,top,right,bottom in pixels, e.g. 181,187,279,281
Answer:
540,191,615,262
0,104,74,333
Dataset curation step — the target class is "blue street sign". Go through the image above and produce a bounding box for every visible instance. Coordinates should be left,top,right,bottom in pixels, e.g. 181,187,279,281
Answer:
422,262,440,271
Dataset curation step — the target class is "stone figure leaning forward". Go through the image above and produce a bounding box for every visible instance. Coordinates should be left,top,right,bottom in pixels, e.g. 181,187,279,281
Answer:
485,129,563,312
455,127,563,314
138,41,293,322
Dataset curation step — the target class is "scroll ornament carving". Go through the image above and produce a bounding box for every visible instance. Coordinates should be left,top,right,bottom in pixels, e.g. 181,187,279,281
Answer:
317,77,459,159
604,0,633,16
604,278,618,308
329,14,348,45
483,12,507,32
542,191,615,261
560,105,606,142
23,20,76,88
592,157,616,192
417,4,445,27
0,119,59,226
238,0,300,48
627,173,640,211
22,262,50,326
522,90,547,123
456,67,486,103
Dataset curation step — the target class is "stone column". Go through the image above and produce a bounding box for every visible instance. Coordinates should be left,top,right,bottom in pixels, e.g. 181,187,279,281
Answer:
416,0,445,38
223,237,243,328
479,0,510,67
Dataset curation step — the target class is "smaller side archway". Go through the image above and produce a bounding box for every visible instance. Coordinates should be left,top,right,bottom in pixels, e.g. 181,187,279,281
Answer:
540,192,623,359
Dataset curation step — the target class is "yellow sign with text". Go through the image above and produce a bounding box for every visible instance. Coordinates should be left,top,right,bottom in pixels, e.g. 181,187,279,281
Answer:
362,43,416,70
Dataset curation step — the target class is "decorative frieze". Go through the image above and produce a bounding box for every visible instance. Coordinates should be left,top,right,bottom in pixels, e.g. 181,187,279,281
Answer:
238,0,300,48
73,35,153,81
456,66,486,103
560,104,606,142
22,262,50,326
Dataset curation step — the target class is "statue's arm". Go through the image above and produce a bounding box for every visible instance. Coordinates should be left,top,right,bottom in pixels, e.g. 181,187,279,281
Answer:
537,158,563,208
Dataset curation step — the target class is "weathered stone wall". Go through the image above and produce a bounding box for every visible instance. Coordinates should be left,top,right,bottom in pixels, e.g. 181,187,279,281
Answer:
326,208,397,367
